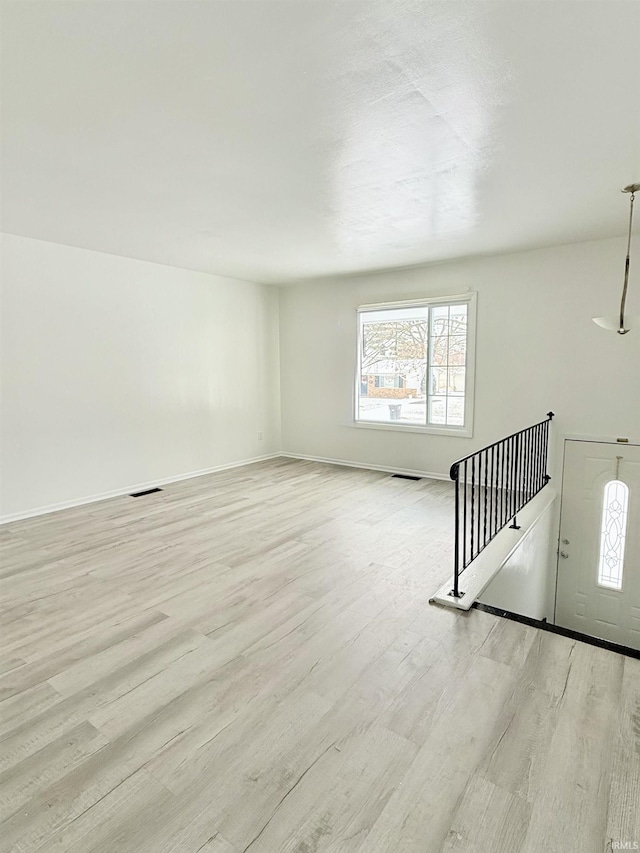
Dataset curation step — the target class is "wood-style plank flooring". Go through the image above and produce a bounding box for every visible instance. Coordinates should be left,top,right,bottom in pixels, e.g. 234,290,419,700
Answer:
0,458,638,852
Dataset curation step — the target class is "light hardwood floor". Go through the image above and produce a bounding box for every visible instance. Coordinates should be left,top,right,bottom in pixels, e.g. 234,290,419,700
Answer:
0,458,638,853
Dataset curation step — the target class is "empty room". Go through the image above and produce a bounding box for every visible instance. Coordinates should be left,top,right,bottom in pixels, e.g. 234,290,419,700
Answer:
1,1,639,851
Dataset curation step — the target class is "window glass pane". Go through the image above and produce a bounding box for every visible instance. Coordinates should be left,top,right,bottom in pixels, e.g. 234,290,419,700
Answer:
426,305,469,427
449,304,468,334
447,336,466,366
447,367,465,396
446,397,465,425
429,396,446,424
430,366,447,395
431,305,450,335
357,308,428,426
430,333,449,366
597,480,628,590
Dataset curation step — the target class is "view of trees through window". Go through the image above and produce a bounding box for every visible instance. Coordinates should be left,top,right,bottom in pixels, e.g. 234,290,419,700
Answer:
357,301,469,428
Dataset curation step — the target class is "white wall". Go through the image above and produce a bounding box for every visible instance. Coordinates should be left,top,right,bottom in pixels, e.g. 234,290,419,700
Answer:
279,236,640,481
478,497,556,621
4,232,639,523
0,234,281,519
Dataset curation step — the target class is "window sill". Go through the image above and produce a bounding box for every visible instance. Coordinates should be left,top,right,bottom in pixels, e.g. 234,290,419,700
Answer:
351,420,473,438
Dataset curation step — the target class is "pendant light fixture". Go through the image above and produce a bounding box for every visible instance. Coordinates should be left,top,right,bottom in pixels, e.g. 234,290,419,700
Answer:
593,183,640,334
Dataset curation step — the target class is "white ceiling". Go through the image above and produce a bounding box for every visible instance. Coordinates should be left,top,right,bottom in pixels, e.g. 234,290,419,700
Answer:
1,0,639,284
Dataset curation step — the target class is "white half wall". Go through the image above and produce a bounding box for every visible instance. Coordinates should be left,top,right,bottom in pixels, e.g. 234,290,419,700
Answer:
279,236,640,481
478,495,557,621
0,234,281,519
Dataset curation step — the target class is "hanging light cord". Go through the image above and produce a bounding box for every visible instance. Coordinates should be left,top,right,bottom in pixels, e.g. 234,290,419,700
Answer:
619,188,635,334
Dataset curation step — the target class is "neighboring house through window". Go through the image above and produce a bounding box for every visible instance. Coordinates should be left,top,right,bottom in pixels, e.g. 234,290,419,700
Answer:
355,294,476,435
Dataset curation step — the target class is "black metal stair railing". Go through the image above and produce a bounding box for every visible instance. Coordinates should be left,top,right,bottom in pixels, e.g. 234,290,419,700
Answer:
449,412,554,599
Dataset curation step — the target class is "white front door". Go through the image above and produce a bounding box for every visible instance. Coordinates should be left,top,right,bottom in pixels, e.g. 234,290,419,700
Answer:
556,439,640,650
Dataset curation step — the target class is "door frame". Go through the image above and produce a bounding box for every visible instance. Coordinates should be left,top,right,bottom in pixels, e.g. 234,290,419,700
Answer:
553,432,640,626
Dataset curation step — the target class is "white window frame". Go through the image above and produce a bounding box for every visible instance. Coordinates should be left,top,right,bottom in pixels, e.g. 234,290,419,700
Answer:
353,292,477,437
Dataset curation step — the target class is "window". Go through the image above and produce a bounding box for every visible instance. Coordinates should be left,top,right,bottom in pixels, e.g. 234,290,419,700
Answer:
355,294,476,434
597,479,629,590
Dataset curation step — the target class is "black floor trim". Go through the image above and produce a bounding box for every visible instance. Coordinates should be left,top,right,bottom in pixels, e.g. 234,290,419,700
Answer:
391,474,422,481
473,602,640,660
129,487,163,498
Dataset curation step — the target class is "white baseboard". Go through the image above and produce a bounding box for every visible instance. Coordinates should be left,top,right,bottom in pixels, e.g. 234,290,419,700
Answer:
0,453,281,524
1,451,448,525
279,452,449,482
